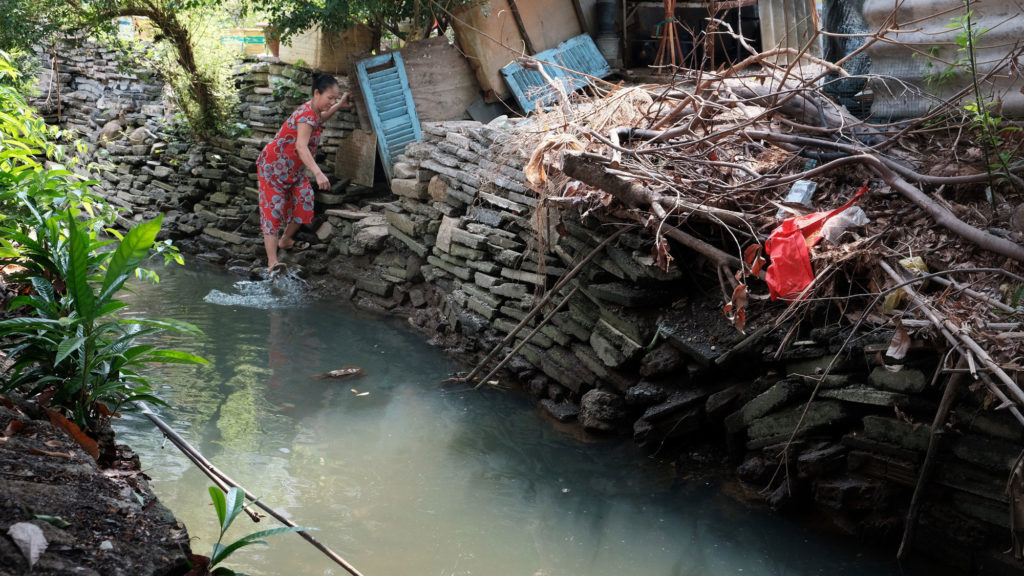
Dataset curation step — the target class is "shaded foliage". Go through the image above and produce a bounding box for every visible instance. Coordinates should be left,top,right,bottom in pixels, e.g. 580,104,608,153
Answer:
0,52,206,438
252,0,479,43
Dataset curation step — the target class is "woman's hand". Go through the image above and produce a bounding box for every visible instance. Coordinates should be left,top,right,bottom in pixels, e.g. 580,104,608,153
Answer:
314,170,331,191
323,92,351,122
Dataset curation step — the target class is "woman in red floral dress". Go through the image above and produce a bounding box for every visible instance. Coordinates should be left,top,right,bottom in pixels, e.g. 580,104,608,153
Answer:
257,73,351,273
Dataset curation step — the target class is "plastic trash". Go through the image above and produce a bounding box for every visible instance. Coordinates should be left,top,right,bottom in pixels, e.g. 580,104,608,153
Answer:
881,256,929,313
775,180,818,220
764,186,867,300
820,206,870,244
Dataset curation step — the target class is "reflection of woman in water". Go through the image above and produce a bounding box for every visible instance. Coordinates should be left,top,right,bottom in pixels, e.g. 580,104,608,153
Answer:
256,72,351,274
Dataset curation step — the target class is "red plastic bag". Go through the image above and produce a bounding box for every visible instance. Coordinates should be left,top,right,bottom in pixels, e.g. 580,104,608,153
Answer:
764,186,866,300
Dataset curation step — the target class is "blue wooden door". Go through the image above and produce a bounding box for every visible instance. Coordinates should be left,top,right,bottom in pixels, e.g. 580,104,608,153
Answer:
356,52,422,181
501,34,612,114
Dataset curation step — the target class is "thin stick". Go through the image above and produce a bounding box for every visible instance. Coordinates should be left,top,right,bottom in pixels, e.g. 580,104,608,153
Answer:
455,225,635,385
880,261,1024,412
897,356,967,561
929,275,1019,315
474,285,581,389
135,403,366,576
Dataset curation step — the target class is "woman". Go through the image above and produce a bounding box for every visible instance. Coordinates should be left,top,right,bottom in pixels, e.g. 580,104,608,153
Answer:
257,72,351,274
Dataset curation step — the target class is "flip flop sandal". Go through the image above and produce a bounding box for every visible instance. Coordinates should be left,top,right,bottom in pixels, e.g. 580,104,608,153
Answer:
280,240,310,252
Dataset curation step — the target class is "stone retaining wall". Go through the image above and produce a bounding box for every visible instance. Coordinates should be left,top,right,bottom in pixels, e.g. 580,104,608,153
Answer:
31,43,1024,573
30,41,359,258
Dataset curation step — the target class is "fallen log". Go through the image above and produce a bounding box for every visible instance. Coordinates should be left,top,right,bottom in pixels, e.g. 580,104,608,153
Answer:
561,153,744,272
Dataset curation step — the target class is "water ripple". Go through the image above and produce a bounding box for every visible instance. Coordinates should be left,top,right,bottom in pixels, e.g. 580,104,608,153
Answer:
203,274,310,309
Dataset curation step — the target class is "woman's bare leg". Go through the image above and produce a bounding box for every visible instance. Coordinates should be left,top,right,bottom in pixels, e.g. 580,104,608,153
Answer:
264,233,281,270
278,220,301,250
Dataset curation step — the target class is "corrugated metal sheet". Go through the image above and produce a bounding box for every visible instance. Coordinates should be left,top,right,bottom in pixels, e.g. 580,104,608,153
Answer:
501,34,611,113
356,52,421,180
864,0,1024,120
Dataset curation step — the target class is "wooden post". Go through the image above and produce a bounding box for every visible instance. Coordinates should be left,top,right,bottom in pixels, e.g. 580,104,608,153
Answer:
571,0,590,36
507,0,537,54
896,357,967,561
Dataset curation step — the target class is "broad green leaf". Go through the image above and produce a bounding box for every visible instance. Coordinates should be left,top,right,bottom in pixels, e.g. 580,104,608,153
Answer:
210,526,312,566
99,214,162,305
65,212,96,321
209,486,228,536
55,336,86,365
29,276,56,306
221,487,247,539
96,300,130,317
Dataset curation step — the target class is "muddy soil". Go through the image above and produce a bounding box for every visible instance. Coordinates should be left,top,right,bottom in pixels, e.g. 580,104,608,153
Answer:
0,394,192,576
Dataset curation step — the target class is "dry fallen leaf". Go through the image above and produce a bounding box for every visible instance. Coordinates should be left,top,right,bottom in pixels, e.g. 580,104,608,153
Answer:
723,283,749,333
8,522,47,569
28,447,73,459
44,409,98,460
886,318,912,362
3,420,24,438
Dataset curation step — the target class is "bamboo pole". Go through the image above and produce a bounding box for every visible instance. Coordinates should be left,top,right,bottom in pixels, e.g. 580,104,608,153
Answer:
474,285,581,389
135,402,366,576
454,225,635,385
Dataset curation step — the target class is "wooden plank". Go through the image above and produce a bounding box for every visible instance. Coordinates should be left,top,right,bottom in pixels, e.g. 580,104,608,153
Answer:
334,128,377,188
392,53,422,152
515,0,583,52
398,36,483,122
571,0,590,36
448,0,527,101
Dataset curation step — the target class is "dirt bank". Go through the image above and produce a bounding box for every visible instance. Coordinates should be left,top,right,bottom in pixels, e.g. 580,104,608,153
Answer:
0,394,191,575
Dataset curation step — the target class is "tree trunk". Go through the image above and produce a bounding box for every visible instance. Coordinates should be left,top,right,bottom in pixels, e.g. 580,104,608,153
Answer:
76,1,221,136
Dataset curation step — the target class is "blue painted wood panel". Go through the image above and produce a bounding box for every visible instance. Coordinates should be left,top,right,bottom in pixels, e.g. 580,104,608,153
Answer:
500,34,612,114
356,52,422,181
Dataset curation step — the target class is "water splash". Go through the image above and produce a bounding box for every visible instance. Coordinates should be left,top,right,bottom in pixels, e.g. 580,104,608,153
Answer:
203,269,309,309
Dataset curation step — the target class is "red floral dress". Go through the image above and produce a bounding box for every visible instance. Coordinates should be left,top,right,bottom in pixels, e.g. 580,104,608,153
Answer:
256,102,322,236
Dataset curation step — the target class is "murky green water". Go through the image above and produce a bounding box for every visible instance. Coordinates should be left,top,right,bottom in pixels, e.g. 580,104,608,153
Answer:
115,263,900,576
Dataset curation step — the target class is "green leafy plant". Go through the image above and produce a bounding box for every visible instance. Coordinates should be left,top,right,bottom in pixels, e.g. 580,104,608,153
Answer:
0,211,208,430
203,486,310,575
916,1,1020,193
0,50,204,446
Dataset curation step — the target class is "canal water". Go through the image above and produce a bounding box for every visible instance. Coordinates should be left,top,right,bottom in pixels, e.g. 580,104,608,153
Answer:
116,263,902,576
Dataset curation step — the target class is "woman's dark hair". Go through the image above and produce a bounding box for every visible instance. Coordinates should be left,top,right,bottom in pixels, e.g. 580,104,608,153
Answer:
311,72,339,98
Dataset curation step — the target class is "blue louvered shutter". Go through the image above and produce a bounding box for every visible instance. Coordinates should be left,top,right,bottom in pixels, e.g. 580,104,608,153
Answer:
356,52,422,181
501,35,611,113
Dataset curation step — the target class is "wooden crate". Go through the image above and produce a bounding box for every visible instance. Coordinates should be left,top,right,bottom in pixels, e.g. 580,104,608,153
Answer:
278,25,376,74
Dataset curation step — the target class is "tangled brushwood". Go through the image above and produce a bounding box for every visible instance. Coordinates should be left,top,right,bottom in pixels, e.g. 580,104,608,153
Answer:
509,21,1024,432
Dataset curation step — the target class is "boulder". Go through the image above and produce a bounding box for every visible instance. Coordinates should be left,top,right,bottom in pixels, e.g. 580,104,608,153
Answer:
639,342,684,378
351,225,389,254
579,389,627,433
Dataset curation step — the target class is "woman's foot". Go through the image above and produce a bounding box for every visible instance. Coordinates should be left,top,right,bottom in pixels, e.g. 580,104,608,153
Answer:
278,237,310,251
268,262,288,278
